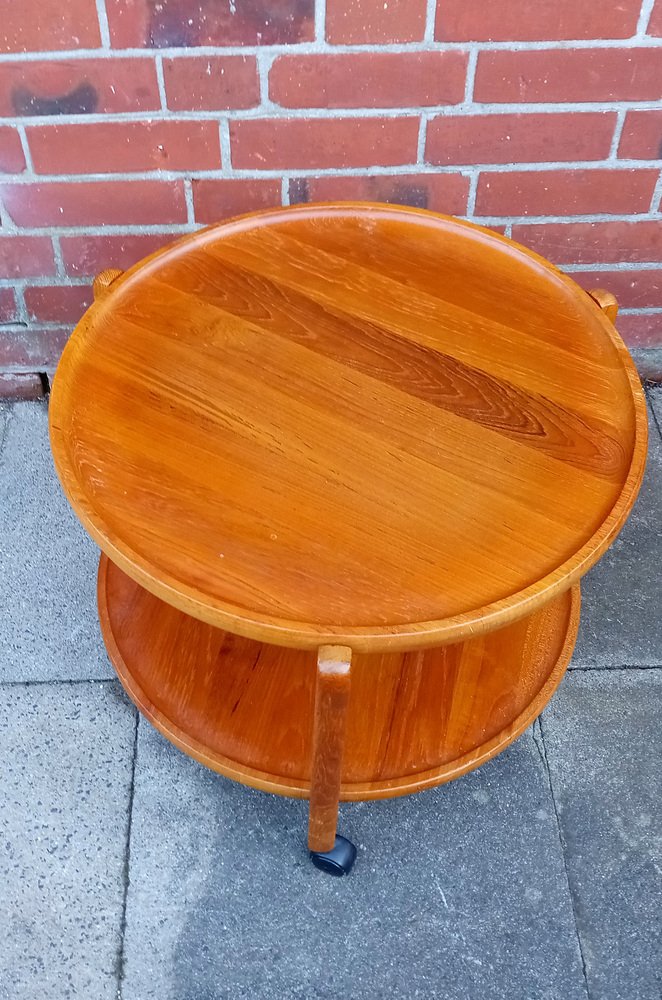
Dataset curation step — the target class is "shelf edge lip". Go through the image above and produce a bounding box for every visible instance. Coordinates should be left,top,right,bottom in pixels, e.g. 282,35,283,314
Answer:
98,554,581,801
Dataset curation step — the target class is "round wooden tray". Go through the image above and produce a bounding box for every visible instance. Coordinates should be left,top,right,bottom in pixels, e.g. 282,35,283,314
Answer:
51,204,646,652
99,555,580,801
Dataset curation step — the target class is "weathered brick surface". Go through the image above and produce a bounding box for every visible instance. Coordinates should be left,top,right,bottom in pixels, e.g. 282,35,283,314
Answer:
475,49,662,103
1,180,187,226
0,287,17,323
27,121,222,174
649,0,662,34
0,372,45,399
0,237,55,279
0,0,660,383
0,0,100,53
270,53,467,108
231,118,420,169
105,0,315,47
615,313,662,347
0,327,69,367
163,56,260,111
477,169,658,217
511,222,662,264
0,58,160,117
326,0,427,43
289,174,470,215
60,234,169,276
0,127,26,173
426,113,616,165
436,0,642,41
570,269,662,309
192,179,282,224
24,285,93,323
619,111,662,159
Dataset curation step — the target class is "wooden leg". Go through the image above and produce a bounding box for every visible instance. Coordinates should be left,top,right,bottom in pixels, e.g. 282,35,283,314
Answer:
308,644,352,854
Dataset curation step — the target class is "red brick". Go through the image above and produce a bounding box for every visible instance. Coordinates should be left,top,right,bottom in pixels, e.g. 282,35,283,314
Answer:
616,313,662,348
192,179,282,225
1,181,187,227
27,121,221,175
61,234,169,276
163,56,259,111
0,327,69,368
326,0,426,42
649,0,662,35
619,111,662,159
0,0,100,53
0,127,25,173
477,169,658,217
0,372,44,399
512,222,662,264
290,174,470,215
106,0,314,47
436,0,640,41
475,49,662,103
0,237,55,278
0,287,17,323
270,52,467,109
231,118,419,170
0,58,160,117
569,269,662,309
426,112,616,166
24,285,93,323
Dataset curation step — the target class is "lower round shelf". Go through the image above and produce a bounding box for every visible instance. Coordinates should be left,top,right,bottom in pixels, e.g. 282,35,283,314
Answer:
98,555,580,801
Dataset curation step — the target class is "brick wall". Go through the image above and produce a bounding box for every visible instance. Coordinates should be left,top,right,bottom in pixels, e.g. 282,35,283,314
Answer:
1,0,661,397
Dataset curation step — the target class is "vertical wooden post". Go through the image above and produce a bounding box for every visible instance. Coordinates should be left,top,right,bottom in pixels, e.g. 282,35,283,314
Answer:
588,288,619,324
308,645,352,854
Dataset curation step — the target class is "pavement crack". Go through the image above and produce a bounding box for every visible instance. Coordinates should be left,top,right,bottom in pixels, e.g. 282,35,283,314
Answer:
116,709,140,1000
0,676,119,687
533,716,591,1000
0,403,15,466
647,388,662,443
569,664,662,672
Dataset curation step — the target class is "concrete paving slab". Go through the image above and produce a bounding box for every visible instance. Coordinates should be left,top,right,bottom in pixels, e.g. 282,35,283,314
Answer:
572,392,662,668
122,717,587,1000
0,680,136,999
542,670,662,1000
0,402,113,681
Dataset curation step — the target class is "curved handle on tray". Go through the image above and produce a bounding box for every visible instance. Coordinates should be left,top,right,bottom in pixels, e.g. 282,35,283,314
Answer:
587,288,619,325
93,268,124,301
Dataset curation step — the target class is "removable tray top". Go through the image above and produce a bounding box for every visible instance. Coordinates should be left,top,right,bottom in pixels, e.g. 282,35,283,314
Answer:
50,203,646,651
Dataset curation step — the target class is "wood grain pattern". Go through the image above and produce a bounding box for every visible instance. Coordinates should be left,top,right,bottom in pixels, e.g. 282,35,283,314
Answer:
98,555,580,800
51,204,647,651
308,646,352,852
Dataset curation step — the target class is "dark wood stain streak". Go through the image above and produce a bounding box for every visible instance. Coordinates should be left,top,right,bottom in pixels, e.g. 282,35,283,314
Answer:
149,254,627,479
210,224,622,385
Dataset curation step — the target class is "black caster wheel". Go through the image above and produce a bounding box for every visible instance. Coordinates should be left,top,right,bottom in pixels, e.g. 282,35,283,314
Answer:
310,835,357,876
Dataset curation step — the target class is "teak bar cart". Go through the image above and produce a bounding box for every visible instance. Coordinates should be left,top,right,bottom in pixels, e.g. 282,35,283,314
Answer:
50,204,647,875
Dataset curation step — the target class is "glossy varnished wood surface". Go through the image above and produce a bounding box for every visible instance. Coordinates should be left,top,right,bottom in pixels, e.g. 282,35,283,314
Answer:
51,204,646,650
99,556,580,800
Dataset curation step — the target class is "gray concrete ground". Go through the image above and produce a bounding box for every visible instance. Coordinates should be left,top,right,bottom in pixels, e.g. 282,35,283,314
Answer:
0,396,660,1000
